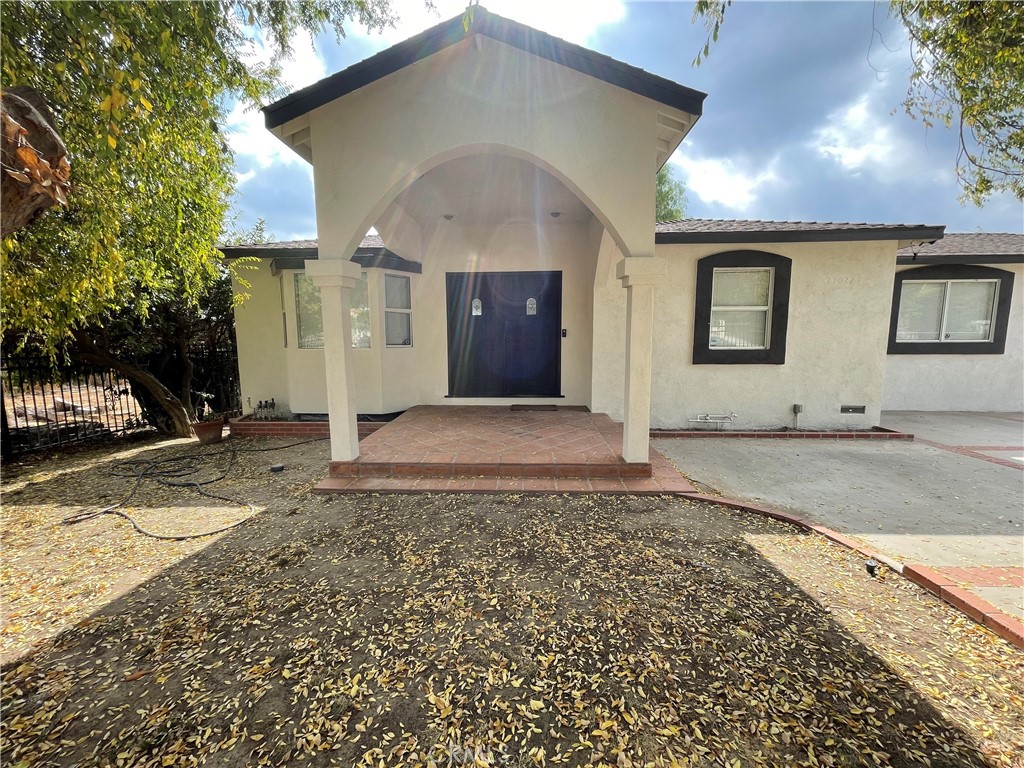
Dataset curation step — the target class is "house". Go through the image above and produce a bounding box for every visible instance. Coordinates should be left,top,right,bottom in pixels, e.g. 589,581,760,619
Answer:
224,7,965,467
883,233,1023,412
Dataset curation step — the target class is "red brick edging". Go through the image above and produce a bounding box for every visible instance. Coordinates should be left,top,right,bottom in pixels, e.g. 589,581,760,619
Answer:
652,427,913,440
903,565,1024,648
680,491,1023,651
228,418,384,440
914,438,1024,470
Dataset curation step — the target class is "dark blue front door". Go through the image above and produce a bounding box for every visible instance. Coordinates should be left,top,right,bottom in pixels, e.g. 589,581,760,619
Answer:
446,271,562,397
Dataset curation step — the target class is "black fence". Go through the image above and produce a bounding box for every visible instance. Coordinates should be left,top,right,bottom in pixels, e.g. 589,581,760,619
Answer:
1,345,241,459
190,344,243,418
1,355,148,457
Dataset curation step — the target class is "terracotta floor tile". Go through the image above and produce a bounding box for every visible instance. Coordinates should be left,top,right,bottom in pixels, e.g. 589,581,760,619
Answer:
316,407,699,494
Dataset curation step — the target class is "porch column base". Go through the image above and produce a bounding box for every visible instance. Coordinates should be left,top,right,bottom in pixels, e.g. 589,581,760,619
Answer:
307,258,362,462
616,257,665,463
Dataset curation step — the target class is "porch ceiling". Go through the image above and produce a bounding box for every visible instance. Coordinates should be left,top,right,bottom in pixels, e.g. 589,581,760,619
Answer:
385,154,593,229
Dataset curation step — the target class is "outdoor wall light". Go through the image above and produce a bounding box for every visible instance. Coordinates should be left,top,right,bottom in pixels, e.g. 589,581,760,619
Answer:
442,213,454,220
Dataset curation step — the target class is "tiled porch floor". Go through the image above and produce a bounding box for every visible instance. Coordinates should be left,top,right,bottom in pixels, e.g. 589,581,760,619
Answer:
314,406,695,494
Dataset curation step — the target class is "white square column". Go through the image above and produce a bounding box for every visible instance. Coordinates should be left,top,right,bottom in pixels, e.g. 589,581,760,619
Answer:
306,258,363,461
616,257,666,463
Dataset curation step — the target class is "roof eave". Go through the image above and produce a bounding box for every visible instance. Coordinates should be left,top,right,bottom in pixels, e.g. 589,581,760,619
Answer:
655,226,946,246
219,246,319,260
263,9,706,130
896,253,1024,265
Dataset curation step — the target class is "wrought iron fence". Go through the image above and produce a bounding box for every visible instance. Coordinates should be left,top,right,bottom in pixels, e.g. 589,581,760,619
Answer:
1,344,241,459
1,354,149,458
190,344,242,417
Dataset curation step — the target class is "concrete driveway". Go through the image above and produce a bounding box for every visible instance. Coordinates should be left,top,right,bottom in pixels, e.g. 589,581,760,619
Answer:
655,411,1024,621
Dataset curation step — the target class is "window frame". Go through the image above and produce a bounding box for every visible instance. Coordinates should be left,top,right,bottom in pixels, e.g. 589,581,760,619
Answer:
693,250,792,365
294,272,325,350
350,270,372,350
888,264,1014,355
383,272,413,347
294,270,374,350
708,266,774,351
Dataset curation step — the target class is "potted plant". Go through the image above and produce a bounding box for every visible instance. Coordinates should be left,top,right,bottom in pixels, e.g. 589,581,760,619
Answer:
191,392,224,444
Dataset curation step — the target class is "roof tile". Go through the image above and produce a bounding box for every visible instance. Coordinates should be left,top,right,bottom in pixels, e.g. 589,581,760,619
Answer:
896,232,1023,259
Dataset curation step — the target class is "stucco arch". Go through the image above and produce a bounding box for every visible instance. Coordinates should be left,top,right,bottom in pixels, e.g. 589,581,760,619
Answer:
331,143,638,265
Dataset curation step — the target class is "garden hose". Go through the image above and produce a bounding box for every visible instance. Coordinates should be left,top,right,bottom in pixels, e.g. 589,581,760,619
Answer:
61,436,327,540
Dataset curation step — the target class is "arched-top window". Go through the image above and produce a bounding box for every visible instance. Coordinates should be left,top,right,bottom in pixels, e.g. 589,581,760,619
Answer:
888,264,1014,355
693,250,792,365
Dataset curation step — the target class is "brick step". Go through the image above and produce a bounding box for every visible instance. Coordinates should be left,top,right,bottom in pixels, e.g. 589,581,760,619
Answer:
328,459,652,479
312,474,694,495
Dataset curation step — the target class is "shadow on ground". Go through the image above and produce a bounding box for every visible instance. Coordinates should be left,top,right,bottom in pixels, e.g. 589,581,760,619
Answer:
1,484,1005,767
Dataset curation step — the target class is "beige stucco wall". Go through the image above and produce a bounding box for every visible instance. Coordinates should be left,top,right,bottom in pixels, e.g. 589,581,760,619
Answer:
253,217,600,415
232,262,381,416
232,261,290,413
882,263,1024,412
592,240,900,429
300,34,674,265
396,218,598,410
237,238,918,425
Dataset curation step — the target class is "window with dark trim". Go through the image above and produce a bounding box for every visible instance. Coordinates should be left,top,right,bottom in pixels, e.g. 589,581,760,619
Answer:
888,264,1014,355
693,250,792,364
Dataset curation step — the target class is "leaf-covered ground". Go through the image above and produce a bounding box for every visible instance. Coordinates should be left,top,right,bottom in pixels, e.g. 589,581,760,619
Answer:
1,438,1022,767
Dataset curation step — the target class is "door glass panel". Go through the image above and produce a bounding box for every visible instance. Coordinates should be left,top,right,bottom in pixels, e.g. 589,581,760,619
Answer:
896,282,944,341
945,281,996,341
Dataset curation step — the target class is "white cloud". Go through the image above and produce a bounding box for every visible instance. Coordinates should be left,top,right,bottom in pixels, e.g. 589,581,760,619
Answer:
353,0,626,48
812,92,952,186
669,152,780,212
813,95,895,173
224,31,326,181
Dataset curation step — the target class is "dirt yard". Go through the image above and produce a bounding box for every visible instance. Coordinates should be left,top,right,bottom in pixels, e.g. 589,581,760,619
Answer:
1,436,1022,767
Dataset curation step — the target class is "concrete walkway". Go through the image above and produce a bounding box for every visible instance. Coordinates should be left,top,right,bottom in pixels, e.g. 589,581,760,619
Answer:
655,412,1024,621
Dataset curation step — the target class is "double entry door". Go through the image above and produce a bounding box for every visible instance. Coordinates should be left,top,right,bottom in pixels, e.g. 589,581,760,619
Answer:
446,271,562,398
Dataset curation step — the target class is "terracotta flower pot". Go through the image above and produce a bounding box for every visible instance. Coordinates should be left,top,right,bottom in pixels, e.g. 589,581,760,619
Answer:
193,418,225,445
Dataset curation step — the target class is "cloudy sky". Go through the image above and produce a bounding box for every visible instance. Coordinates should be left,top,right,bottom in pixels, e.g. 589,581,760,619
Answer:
226,0,1023,241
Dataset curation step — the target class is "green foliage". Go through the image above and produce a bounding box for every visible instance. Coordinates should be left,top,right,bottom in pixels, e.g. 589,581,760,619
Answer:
656,165,687,222
691,0,731,67
893,1,1023,204
0,1,394,351
691,0,1023,204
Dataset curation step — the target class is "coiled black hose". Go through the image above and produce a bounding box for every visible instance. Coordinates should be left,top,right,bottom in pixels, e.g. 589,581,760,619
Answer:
61,436,327,540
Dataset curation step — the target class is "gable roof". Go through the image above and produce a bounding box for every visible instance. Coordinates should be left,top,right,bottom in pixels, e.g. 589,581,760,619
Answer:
896,232,1023,265
655,218,945,245
263,7,706,130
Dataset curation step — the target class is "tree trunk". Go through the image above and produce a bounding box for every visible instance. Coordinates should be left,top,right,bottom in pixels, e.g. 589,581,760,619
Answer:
1,87,70,237
70,332,195,438
178,337,196,421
